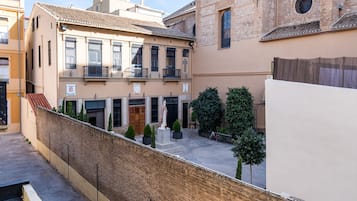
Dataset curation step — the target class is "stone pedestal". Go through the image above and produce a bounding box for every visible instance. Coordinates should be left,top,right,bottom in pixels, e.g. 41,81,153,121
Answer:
156,128,172,149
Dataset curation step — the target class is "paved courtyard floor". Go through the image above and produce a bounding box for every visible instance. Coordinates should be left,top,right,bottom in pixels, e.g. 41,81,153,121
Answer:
137,128,266,189
0,133,88,201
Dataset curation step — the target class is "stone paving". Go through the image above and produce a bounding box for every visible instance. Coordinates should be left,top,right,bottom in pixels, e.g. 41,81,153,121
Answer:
137,128,266,189
0,133,88,201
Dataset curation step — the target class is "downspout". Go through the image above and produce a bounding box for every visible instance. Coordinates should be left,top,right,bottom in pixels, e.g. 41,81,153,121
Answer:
17,1,22,132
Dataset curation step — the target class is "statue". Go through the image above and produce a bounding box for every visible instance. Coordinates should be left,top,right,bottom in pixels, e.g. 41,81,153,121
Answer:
160,100,167,129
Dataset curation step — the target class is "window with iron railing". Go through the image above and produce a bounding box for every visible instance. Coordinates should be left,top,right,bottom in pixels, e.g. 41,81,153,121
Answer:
65,37,76,69
151,46,159,72
113,42,122,71
0,18,8,44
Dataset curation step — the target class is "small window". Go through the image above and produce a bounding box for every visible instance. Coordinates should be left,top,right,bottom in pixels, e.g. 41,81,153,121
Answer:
65,37,76,69
151,97,158,123
132,45,143,68
32,18,35,32
113,43,122,71
295,0,312,14
38,45,41,67
151,46,159,72
113,99,121,127
220,9,231,49
166,48,176,68
0,18,8,44
183,49,189,57
192,24,196,36
31,48,34,69
48,40,51,66
36,16,39,29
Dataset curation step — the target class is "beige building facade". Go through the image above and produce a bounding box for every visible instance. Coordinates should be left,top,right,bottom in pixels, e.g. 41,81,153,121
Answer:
0,0,25,134
166,0,357,130
26,3,193,134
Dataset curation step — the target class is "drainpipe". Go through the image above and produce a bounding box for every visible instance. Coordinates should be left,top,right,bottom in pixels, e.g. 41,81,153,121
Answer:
17,1,22,133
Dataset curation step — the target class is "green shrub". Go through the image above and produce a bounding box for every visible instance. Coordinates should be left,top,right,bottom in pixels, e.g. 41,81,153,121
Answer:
144,124,151,137
173,120,181,133
151,126,156,149
236,157,242,180
107,113,113,132
191,88,223,132
191,111,197,122
125,126,136,140
225,87,254,139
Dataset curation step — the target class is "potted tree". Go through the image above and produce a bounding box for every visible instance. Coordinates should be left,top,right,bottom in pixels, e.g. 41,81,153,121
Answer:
125,125,136,141
142,124,152,145
172,120,183,139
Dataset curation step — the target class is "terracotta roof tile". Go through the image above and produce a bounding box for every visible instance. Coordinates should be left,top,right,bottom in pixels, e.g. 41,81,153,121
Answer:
37,3,193,41
332,12,357,31
261,21,321,42
26,93,52,115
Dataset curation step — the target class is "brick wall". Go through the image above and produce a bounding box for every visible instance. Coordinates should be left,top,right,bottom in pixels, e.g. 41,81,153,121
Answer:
36,108,285,201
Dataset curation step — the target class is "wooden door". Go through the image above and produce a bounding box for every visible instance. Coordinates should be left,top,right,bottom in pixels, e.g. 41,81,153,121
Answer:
129,106,145,135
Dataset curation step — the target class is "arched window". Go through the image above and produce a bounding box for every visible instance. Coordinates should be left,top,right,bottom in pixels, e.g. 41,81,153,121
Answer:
221,9,231,48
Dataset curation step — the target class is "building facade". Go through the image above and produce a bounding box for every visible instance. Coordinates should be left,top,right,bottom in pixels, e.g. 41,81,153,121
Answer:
0,0,25,133
166,0,357,130
26,3,193,134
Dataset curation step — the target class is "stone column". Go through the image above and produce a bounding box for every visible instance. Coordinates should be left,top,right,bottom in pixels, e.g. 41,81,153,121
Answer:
122,97,129,127
105,98,112,130
158,96,164,124
145,96,151,125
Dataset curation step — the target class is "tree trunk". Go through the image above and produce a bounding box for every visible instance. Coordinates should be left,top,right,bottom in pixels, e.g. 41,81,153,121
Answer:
250,164,253,184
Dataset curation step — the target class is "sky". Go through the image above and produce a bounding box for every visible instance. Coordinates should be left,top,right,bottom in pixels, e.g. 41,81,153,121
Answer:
25,0,193,17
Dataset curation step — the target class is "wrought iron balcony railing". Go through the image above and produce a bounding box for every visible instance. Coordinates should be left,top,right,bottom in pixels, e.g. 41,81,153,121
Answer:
163,68,181,81
127,68,148,81
83,66,109,80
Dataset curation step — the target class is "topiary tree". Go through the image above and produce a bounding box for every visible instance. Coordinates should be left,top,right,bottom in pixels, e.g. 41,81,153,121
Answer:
125,126,136,141
78,104,85,121
225,87,254,139
66,101,76,118
235,156,242,180
144,124,151,138
173,120,181,133
232,127,265,184
107,113,113,132
191,88,223,133
151,126,156,148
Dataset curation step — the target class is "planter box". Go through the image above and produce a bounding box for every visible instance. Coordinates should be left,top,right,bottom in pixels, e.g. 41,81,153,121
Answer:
142,136,151,145
173,131,183,139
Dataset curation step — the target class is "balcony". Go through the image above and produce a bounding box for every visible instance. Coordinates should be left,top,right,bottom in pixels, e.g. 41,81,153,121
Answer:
127,68,148,82
83,66,109,82
163,68,181,82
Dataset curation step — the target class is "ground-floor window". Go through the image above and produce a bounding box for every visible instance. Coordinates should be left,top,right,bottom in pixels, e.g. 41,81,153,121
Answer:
151,97,158,123
113,99,121,127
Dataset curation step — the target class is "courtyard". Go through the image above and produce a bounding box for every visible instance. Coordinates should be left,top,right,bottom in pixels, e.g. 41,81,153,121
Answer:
137,128,266,189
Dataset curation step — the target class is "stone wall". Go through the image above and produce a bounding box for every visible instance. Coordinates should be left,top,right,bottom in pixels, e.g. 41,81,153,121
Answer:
36,108,285,201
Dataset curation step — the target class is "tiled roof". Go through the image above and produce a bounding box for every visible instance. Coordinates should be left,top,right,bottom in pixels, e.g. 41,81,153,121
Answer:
26,93,52,115
164,1,196,21
261,21,321,42
332,12,357,31
37,3,193,41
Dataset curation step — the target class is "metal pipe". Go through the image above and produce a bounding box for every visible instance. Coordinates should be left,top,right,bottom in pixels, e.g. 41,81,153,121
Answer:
17,0,22,133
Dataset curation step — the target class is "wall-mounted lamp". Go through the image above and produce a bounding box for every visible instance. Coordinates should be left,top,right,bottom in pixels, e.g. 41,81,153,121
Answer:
189,41,194,48
60,24,67,31
338,3,344,11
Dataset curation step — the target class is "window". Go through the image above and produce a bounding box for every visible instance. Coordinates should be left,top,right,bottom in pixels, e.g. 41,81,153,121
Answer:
221,9,231,48
36,16,39,29
295,0,312,14
151,97,158,123
192,24,196,36
65,37,76,69
32,18,34,32
151,46,159,72
183,49,189,57
88,40,102,66
0,18,8,44
131,45,143,68
113,99,121,127
65,100,77,116
31,48,34,69
166,48,176,68
113,42,122,71
38,46,41,67
48,40,51,66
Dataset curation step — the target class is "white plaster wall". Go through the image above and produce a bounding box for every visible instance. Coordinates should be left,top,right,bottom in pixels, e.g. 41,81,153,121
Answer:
266,79,357,201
